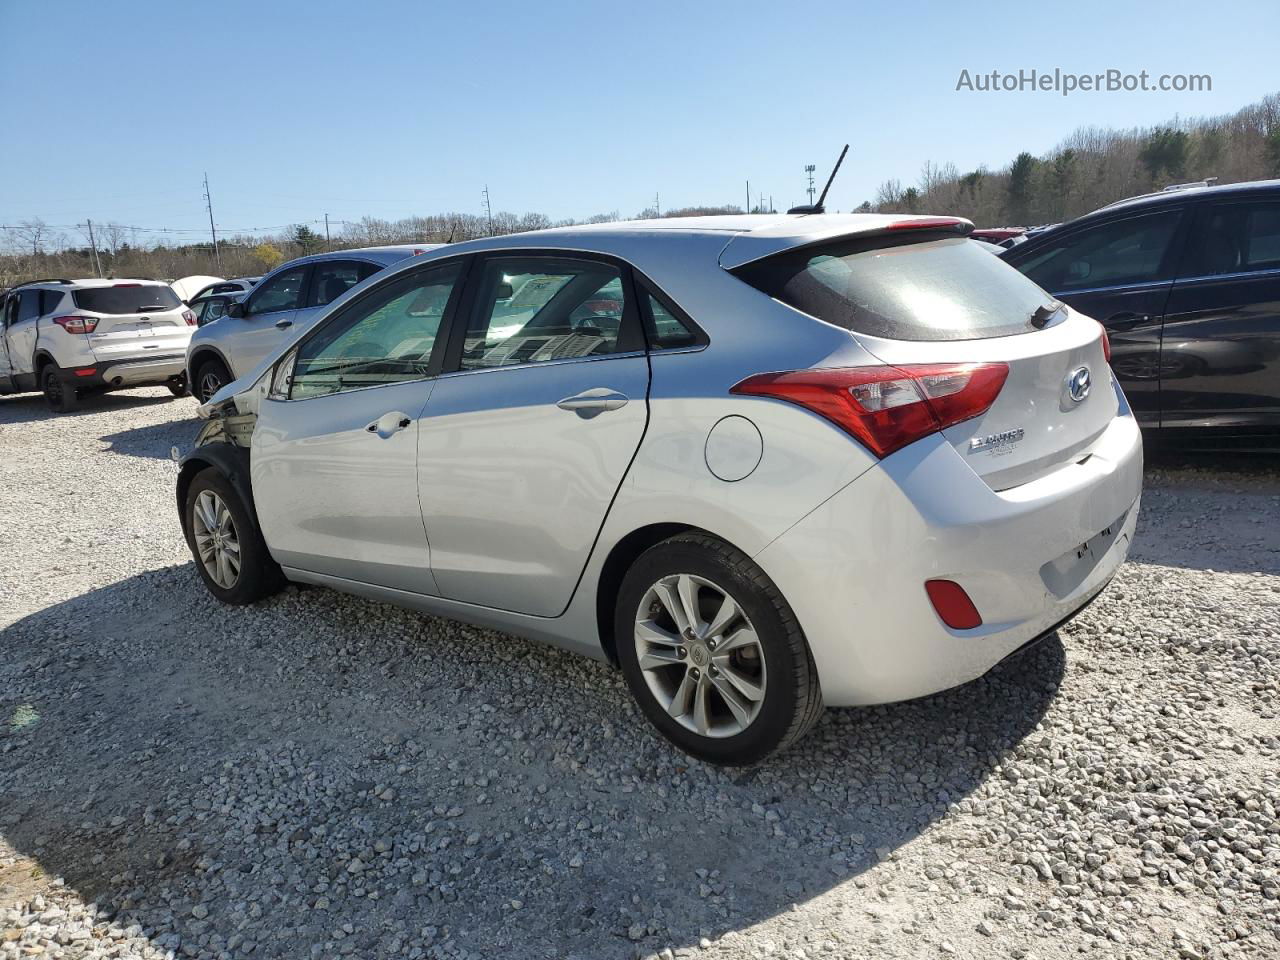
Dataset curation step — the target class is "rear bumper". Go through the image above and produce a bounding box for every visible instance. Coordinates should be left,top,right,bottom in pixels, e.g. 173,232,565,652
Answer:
61,353,187,389
755,407,1143,707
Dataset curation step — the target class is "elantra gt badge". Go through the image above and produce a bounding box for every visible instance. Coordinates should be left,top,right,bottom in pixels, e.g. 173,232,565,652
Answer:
969,427,1025,454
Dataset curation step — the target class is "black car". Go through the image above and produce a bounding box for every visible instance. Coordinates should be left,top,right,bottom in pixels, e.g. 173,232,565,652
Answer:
1001,179,1280,449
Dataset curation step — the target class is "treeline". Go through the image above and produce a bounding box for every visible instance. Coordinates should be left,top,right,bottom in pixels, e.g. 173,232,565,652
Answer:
5,91,1279,287
0,205,747,288
866,92,1280,225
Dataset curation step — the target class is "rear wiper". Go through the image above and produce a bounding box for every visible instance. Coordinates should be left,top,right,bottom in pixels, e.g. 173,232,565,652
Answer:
1029,301,1063,328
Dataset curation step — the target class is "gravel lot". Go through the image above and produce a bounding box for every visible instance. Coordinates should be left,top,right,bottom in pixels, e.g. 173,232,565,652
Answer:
2,387,1278,960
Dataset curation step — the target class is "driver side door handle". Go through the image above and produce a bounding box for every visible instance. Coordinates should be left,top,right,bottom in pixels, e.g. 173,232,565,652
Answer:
366,411,413,437
275,319,293,330
1103,311,1153,332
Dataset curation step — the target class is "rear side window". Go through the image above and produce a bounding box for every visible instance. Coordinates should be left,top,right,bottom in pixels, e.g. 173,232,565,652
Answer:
40,290,64,314
459,258,632,369
643,291,700,349
1182,201,1280,276
73,284,181,314
737,235,1057,342
1017,211,1183,292
308,260,381,307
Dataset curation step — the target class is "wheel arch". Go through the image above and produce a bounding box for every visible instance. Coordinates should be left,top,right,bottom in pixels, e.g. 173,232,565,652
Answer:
176,442,259,539
33,349,58,373
188,345,233,381
595,522,748,666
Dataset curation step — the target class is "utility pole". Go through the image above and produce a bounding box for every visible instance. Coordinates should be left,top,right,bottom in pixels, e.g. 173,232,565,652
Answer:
805,164,817,206
324,213,331,251
85,220,103,277
654,191,660,218
482,185,494,235
203,172,222,272
746,180,750,214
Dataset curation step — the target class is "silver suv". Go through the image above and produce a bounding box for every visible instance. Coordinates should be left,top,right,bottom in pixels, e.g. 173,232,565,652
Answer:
0,278,195,411
185,246,437,402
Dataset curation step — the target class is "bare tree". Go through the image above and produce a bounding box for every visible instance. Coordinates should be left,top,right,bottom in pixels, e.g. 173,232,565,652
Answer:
12,219,49,256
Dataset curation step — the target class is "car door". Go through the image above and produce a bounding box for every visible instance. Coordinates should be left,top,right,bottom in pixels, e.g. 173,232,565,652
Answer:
0,294,15,388
228,264,310,377
417,252,650,618
1004,207,1187,427
6,290,44,378
251,258,467,593
1159,197,1280,435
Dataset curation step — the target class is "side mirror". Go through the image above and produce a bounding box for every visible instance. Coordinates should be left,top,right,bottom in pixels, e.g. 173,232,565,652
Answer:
227,301,246,319
495,282,514,300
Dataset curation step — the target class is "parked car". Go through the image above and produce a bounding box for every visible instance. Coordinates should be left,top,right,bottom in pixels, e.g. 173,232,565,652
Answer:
971,227,1025,245
185,248,436,402
1000,179,1280,448
1,278,196,411
176,215,1142,764
189,290,243,327
186,277,260,303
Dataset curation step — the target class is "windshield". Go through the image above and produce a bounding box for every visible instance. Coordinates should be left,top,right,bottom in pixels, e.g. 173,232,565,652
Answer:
735,235,1058,341
73,285,182,314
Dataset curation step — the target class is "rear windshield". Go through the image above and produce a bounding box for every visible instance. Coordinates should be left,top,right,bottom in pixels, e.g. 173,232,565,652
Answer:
73,285,181,314
735,235,1057,341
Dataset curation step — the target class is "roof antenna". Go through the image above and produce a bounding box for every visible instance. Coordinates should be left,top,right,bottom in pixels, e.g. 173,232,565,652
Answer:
788,144,849,215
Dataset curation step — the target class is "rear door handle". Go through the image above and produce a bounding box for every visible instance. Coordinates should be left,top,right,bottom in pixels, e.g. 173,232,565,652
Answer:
556,388,629,418
366,411,413,437
1103,312,1152,332
275,319,293,330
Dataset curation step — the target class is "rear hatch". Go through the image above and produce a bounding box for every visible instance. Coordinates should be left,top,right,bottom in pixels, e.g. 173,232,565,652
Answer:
74,283,193,362
733,228,1117,489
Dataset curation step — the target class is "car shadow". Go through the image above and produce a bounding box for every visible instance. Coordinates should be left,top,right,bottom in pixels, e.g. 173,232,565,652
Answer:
0,390,182,425
98,417,206,460
0,565,1063,959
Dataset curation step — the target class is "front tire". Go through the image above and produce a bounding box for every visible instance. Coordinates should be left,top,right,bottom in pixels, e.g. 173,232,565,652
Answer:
42,365,79,413
183,468,284,605
194,358,231,403
167,375,188,398
615,533,823,765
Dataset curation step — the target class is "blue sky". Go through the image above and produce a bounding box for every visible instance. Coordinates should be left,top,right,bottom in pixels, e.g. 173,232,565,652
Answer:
1,0,1276,243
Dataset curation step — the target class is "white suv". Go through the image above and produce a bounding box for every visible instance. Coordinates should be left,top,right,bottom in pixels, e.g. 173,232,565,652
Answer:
0,278,196,412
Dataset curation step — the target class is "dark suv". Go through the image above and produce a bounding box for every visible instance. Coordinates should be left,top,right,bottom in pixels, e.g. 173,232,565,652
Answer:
1000,179,1280,448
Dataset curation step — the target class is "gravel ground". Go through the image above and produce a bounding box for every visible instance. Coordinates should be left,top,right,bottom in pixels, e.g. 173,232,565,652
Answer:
1,387,1278,960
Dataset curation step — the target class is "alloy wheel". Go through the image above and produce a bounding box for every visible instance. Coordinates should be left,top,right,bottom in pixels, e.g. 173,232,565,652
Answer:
192,490,241,589
198,370,224,403
633,573,767,738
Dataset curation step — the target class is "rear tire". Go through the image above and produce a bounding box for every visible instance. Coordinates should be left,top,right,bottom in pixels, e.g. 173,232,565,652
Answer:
615,533,823,765
42,365,79,413
183,468,284,605
194,358,231,403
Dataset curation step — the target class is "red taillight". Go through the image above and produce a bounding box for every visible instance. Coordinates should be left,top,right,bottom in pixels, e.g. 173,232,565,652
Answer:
925,579,983,629
1097,321,1112,363
113,282,141,288
52,315,99,335
74,367,97,377
183,309,197,326
730,362,1009,458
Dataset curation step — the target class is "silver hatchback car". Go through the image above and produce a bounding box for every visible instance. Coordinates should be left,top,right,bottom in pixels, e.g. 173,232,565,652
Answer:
177,215,1142,764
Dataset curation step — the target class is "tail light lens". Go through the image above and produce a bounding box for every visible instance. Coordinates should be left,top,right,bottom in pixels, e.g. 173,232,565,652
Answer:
52,315,99,335
1097,321,1112,363
731,362,1009,458
183,309,197,326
